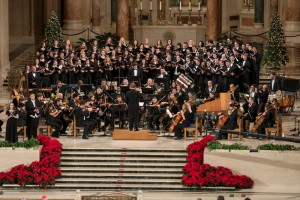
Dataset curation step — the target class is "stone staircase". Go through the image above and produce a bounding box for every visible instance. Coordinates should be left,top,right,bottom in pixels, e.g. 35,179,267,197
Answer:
56,148,188,190
1,148,234,191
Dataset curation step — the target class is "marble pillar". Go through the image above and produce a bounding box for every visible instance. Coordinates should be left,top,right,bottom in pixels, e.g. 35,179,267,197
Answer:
284,0,300,32
0,0,10,83
270,0,278,14
206,0,220,41
63,0,84,30
92,0,101,32
254,0,264,28
116,0,129,40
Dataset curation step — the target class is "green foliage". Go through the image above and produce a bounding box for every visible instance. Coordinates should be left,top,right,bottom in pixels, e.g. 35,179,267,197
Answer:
95,32,120,48
0,139,39,149
207,141,250,151
45,11,64,47
257,143,300,151
262,13,288,70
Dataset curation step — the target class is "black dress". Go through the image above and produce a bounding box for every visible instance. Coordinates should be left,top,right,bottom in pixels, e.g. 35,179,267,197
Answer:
5,110,18,143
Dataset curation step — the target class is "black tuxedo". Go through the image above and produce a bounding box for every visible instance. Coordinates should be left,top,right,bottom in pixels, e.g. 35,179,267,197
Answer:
126,89,143,130
25,99,42,139
128,68,143,86
74,107,96,138
28,72,41,88
270,78,282,92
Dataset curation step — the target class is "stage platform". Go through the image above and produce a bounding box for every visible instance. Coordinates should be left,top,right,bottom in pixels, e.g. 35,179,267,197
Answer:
112,129,158,140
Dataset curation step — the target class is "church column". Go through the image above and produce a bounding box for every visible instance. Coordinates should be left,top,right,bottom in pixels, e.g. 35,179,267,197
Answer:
206,0,222,41
254,0,264,28
63,0,84,30
0,0,10,83
91,0,101,32
116,0,129,40
206,0,221,41
284,0,300,32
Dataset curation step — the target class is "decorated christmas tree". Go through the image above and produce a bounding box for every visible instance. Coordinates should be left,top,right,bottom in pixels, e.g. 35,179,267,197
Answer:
45,11,64,47
262,13,288,70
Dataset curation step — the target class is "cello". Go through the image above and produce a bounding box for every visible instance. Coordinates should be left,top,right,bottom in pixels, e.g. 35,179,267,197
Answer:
168,113,182,133
250,107,275,132
215,113,229,129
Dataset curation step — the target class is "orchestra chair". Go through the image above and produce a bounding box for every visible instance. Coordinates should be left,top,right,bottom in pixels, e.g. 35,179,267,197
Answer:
265,114,283,137
184,114,202,141
38,118,51,136
228,114,243,141
73,116,84,139
17,125,27,140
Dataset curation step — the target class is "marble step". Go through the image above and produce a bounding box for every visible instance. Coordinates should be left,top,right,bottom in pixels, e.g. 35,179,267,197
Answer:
60,172,182,179
60,167,183,174
1,183,235,191
55,178,182,185
60,162,185,168
61,151,186,158
60,156,186,163
62,148,186,153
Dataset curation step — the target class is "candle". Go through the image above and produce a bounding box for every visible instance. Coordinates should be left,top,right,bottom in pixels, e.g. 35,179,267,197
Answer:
150,0,153,10
189,0,191,11
159,1,162,11
198,0,201,10
179,1,182,10
140,0,143,11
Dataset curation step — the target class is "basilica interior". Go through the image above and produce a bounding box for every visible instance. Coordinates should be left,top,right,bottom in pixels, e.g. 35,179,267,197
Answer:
0,0,300,200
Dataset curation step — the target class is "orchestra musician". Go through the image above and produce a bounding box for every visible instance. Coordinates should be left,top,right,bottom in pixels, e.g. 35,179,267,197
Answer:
161,93,179,133
256,102,275,139
73,100,96,139
126,83,143,131
173,102,194,140
202,80,219,103
5,103,19,143
229,84,240,102
258,84,269,112
25,93,42,139
217,103,238,140
112,94,127,129
148,96,162,131
51,80,65,98
45,102,62,138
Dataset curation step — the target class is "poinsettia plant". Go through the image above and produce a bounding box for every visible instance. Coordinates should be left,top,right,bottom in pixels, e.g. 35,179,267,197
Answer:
0,135,62,188
182,136,254,189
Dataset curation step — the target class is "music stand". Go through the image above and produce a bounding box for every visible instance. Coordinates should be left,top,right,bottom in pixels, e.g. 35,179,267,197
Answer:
142,87,154,94
120,85,129,94
128,76,140,87
154,77,166,86
81,84,93,98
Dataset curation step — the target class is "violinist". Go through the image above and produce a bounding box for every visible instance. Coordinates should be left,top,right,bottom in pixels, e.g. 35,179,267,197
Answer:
17,102,27,127
87,95,101,132
148,96,162,131
217,103,238,140
55,98,72,135
45,102,62,138
112,95,127,129
242,97,258,131
161,93,179,133
94,87,104,101
173,102,193,140
256,102,275,139
5,103,19,143
74,100,96,139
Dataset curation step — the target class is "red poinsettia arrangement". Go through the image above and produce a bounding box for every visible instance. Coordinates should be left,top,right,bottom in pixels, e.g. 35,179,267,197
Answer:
0,135,62,188
182,135,254,189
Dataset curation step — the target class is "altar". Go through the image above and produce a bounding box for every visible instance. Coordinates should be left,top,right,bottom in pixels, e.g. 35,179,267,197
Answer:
132,25,206,44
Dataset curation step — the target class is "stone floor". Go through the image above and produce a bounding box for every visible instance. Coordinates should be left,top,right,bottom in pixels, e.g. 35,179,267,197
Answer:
0,89,300,199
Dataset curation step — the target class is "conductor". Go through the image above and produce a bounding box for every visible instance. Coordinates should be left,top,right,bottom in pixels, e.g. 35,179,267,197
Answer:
126,83,143,131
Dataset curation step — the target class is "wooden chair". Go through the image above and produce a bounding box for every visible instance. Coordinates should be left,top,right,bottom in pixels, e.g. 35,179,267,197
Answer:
228,114,243,141
73,116,84,139
17,125,27,140
184,114,202,141
38,118,51,136
265,114,283,137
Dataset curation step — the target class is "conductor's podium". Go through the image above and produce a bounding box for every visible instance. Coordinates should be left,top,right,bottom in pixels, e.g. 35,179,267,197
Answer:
112,129,158,140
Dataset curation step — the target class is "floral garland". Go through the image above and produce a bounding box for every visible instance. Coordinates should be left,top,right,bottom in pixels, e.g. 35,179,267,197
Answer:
0,135,62,188
182,135,254,189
